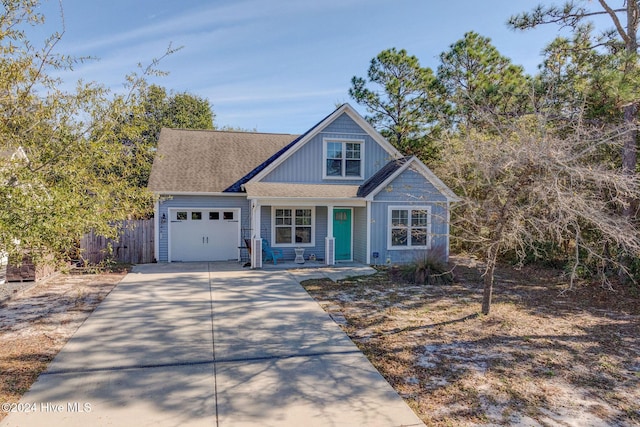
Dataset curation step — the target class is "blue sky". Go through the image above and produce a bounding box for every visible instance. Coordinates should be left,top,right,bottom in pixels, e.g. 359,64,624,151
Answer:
34,0,576,133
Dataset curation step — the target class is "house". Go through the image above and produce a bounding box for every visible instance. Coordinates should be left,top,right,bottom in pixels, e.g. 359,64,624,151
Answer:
1,146,57,283
0,147,55,285
148,103,459,267
1,147,30,284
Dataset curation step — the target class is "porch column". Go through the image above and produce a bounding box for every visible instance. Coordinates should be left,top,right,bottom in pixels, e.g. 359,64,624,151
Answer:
252,238,263,269
325,205,335,265
251,199,262,269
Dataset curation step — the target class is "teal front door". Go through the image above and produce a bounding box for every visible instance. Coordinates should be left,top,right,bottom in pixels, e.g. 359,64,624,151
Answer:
333,208,352,261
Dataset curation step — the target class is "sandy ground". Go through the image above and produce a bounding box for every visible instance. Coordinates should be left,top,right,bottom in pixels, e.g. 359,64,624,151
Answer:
1,260,638,426
302,257,640,427
0,271,125,421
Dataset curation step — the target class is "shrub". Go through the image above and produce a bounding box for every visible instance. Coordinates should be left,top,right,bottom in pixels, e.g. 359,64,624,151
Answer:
400,255,453,286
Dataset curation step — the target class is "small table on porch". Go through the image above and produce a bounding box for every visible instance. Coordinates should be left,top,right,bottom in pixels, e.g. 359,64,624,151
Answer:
294,247,305,264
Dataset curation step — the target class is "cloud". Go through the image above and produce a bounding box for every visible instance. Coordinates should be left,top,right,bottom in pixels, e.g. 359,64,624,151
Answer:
210,88,346,104
40,0,562,134
60,0,369,56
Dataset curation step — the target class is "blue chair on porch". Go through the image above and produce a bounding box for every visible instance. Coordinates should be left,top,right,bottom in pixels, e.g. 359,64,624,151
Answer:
262,239,283,265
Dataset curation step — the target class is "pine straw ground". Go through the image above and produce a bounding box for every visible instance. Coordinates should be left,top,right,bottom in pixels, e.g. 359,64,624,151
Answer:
0,270,126,422
302,256,640,427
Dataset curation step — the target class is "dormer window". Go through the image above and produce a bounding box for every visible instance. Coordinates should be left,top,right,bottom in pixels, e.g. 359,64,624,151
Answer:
323,139,364,179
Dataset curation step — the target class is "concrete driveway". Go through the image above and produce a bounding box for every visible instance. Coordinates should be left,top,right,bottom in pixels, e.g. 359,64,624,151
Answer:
1,263,424,427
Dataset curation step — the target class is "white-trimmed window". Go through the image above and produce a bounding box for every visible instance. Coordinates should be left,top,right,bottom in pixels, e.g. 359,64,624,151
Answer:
387,206,432,249
323,139,364,179
272,207,315,247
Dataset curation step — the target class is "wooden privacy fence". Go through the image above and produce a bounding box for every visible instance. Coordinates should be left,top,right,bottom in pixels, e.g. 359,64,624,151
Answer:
80,220,154,265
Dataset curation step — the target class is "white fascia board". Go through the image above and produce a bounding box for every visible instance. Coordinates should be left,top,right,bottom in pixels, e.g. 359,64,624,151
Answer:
13,147,28,161
246,196,367,207
247,108,347,183
363,159,414,201
341,106,403,160
248,103,403,184
153,191,247,197
408,159,461,202
365,157,461,203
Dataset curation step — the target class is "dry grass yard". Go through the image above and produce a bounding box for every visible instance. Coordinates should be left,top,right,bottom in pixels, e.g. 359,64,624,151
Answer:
1,259,638,426
302,256,640,426
0,271,125,422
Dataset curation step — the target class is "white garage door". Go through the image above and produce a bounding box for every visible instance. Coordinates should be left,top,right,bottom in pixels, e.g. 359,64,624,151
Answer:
169,209,240,262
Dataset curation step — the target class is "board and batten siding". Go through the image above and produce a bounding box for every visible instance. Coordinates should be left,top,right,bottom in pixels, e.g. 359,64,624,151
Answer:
353,207,367,263
262,113,395,184
370,166,451,264
157,195,249,262
260,205,328,262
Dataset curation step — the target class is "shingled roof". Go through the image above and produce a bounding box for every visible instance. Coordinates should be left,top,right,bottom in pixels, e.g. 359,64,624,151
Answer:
244,182,360,199
357,156,412,197
148,129,297,193
223,105,344,192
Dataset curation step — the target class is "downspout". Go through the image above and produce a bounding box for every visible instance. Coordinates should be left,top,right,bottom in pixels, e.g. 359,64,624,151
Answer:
154,199,160,262
446,201,451,262
366,201,372,264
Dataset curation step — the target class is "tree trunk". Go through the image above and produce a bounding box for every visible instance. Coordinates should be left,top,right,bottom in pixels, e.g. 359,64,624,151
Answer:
481,261,494,315
622,102,638,218
623,2,639,218
482,245,498,315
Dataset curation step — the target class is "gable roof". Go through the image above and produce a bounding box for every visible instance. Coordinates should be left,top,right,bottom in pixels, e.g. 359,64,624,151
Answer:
148,108,459,203
0,146,28,162
223,130,311,192
360,156,461,202
246,103,403,185
148,129,296,193
357,156,412,197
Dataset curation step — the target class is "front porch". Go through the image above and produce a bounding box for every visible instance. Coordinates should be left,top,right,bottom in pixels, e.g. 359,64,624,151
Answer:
245,186,369,269
256,258,377,282
260,259,369,271
242,234,367,270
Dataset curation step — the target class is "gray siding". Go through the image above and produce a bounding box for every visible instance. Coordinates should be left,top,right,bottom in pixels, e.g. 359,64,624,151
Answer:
262,113,394,184
373,165,448,203
154,109,455,266
259,206,327,262
370,167,450,264
157,195,249,262
353,207,367,263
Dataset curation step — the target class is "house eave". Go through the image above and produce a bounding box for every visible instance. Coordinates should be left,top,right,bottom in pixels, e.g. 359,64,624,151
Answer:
246,196,367,207
365,157,461,203
153,191,247,197
247,104,403,185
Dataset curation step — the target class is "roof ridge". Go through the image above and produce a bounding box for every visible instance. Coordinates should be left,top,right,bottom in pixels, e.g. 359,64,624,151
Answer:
357,156,412,197
149,129,296,193
222,105,346,193
161,127,297,136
